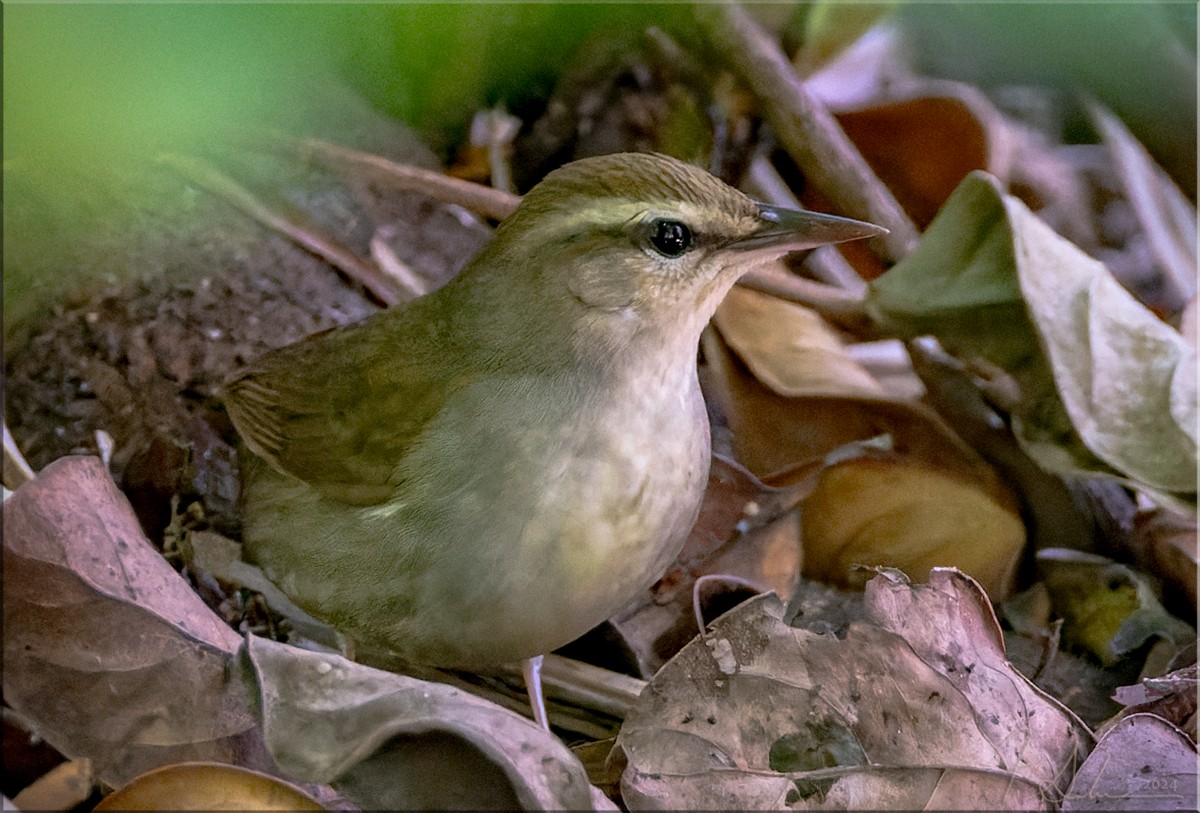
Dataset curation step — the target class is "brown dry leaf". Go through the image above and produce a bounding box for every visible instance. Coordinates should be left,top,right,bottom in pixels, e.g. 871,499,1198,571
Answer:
713,286,882,398
10,758,95,812
802,451,1024,599
836,92,996,229
246,634,611,811
1111,666,1198,740
807,36,1093,248
1,456,270,788
1062,714,1197,811
701,322,1023,596
613,569,1091,810
93,762,325,811
1127,506,1198,613
907,337,1116,555
702,326,987,487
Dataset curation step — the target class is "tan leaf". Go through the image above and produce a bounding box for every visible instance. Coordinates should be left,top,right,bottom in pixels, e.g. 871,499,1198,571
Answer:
1063,714,1197,811
801,452,1024,599
702,327,997,489
246,635,608,811
93,762,325,811
714,286,882,398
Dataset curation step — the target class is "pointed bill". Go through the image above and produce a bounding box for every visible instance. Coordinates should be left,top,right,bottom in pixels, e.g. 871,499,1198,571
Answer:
732,204,887,256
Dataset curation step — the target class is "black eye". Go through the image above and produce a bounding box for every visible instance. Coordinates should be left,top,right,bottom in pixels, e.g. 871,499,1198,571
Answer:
648,219,693,258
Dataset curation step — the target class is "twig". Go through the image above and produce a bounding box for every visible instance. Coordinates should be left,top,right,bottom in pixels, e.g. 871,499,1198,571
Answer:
695,2,919,263
739,265,869,322
158,152,402,307
536,653,646,720
3,422,36,491
742,153,868,296
359,649,635,738
295,138,521,220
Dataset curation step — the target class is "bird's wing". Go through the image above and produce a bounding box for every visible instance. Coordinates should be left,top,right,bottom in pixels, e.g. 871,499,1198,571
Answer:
223,312,464,506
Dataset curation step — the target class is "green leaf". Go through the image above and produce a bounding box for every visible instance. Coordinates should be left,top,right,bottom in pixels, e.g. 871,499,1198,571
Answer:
868,171,1196,499
1037,549,1195,667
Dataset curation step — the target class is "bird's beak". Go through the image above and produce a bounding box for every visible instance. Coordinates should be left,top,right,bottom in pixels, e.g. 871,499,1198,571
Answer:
731,203,887,255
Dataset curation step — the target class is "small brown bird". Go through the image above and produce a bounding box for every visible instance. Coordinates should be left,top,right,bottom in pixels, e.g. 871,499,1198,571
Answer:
224,152,881,725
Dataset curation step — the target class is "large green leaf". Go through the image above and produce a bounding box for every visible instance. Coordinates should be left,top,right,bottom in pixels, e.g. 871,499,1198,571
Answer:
869,171,1196,500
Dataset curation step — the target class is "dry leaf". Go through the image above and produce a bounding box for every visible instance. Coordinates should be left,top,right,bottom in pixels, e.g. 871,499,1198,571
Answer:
613,570,1091,810
713,286,882,398
246,634,610,811
869,171,1197,502
701,322,1024,598
802,451,1024,599
11,758,95,812
1088,99,1197,309
93,762,325,811
1127,506,1198,613
1,456,270,788
1110,665,1198,740
1062,714,1197,811
836,93,996,229
702,327,990,487
906,337,1131,557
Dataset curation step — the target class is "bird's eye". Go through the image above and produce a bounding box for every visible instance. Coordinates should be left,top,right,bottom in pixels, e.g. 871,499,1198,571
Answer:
648,219,693,258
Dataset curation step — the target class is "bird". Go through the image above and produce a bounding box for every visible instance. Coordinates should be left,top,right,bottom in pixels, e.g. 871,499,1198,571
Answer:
223,151,883,728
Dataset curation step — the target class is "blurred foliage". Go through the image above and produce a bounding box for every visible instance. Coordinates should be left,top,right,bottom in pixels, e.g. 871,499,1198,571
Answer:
1,3,685,317
2,3,685,180
897,1,1197,192
4,1,1196,318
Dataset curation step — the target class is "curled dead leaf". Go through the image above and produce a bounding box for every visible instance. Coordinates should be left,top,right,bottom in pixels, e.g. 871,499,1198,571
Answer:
802,451,1024,599
1,456,269,787
713,286,882,399
869,171,1197,502
246,635,610,811
1062,714,1197,812
701,325,992,489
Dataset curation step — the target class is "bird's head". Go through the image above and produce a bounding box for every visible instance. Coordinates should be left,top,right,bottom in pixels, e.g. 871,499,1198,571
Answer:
468,152,883,362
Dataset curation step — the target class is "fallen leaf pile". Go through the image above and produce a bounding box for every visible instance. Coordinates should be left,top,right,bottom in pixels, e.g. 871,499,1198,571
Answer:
615,571,1091,810
4,3,1197,810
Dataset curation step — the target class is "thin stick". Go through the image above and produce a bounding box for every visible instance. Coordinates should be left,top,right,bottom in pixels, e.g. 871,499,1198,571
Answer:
739,265,869,321
297,138,521,221
3,423,35,491
696,3,919,263
158,152,402,306
742,153,868,296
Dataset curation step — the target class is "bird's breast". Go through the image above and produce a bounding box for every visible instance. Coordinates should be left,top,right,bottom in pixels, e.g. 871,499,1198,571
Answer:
391,354,712,666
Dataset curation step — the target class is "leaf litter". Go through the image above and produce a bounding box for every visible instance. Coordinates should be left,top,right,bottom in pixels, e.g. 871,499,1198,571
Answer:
4,8,1197,811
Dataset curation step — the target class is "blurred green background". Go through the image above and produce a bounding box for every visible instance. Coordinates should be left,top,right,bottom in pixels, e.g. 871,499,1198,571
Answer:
4,1,1195,320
